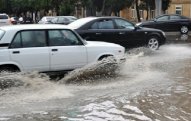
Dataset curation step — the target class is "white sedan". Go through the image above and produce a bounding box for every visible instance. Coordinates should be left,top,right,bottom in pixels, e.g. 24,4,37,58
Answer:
0,24,125,73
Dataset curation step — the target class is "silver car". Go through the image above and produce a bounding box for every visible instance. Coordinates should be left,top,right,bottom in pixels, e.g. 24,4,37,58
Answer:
0,13,11,26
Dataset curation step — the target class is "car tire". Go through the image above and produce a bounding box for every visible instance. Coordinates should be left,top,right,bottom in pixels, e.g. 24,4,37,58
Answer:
180,26,188,34
147,36,160,50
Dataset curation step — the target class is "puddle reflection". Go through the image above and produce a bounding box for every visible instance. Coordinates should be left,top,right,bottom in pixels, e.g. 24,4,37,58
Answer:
166,32,191,43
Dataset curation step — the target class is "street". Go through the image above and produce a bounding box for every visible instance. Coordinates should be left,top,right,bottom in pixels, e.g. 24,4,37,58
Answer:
0,36,191,121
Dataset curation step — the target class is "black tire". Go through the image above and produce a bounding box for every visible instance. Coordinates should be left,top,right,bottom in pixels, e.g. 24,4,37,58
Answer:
147,36,160,50
180,26,188,34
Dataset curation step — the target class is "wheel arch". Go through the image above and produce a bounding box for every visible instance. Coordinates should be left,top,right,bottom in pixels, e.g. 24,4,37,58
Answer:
97,54,115,61
147,32,163,45
0,64,21,72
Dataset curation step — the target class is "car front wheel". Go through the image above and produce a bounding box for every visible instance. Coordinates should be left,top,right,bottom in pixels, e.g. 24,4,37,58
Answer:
147,36,159,50
180,26,188,34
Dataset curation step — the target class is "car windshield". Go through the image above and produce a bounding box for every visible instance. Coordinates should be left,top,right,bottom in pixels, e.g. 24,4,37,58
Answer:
67,16,77,21
46,17,55,21
68,17,97,29
0,29,5,40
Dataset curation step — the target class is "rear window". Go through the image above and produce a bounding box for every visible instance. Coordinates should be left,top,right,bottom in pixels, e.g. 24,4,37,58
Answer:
0,15,8,19
68,17,97,29
0,30,5,40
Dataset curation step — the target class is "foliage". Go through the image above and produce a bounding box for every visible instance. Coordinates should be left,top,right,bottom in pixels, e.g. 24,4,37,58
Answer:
60,0,76,15
162,0,171,12
0,0,172,22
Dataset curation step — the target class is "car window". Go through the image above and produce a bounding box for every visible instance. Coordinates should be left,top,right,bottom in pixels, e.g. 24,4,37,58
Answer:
51,18,58,23
170,15,181,20
48,30,82,46
10,33,22,48
99,20,114,29
90,19,114,29
156,16,169,21
59,17,69,22
68,17,97,29
10,30,46,48
46,17,54,21
90,22,99,29
114,18,135,29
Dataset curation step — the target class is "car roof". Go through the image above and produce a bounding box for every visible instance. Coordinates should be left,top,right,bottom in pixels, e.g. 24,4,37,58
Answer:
0,24,70,31
42,16,55,18
156,14,189,18
68,16,121,29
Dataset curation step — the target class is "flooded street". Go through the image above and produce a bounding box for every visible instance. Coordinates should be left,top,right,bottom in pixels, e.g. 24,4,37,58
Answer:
1,37,191,120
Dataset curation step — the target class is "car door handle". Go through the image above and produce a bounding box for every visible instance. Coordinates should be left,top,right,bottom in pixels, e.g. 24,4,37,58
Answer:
96,33,102,35
51,49,58,52
119,32,125,35
12,51,20,54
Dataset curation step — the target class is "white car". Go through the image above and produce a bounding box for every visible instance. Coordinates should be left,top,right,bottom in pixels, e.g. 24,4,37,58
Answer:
0,13,11,26
0,24,125,73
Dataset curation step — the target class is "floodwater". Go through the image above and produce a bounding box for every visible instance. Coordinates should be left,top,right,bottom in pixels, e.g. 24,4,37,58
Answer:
1,35,191,121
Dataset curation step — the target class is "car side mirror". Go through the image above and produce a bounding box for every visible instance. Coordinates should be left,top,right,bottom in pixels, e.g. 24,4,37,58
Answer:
153,18,157,22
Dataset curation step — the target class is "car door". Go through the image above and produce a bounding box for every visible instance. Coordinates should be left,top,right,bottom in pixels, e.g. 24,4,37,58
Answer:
9,30,50,72
168,15,186,32
154,15,170,32
113,18,146,48
82,19,117,43
48,29,87,71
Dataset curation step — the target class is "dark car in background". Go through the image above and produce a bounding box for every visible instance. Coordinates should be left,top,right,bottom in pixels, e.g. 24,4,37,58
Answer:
23,17,33,24
136,14,191,34
50,16,77,25
10,17,19,24
68,16,166,50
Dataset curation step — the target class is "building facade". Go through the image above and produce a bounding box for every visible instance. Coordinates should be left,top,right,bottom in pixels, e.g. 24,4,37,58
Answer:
167,0,191,17
120,0,191,22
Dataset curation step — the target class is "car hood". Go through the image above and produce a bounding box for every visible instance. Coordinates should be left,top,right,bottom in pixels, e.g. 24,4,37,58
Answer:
86,41,123,48
137,26,163,32
136,20,154,26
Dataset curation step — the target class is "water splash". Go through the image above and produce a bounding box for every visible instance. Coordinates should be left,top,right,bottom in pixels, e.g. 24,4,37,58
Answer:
127,47,155,56
59,57,122,84
0,72,50,89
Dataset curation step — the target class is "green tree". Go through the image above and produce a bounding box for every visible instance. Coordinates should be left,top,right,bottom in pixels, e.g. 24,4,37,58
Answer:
50,0,64,15
60,0,76,15
77,0,134,16
105,0,134,16
0,0,5,12
0,0,12,14
162,0,171,13
135,0,141,22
